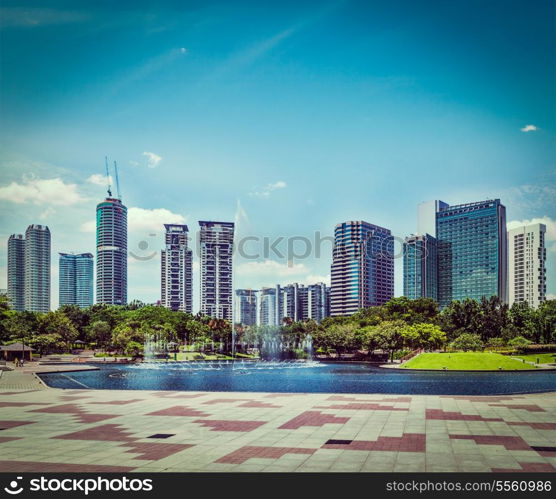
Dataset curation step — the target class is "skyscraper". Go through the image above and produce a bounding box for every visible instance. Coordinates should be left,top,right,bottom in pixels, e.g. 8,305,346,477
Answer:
96,198,127,305
403,234,438,300
330,221,394,316
199,221,234,320
259,287,280,326
307,282,330,323
24,224,51,312
59,253,94,307
436,199,507,308
7,234,25,311
417,200,448,237
508,223,546,308
161,224,192,313
234,289,257,326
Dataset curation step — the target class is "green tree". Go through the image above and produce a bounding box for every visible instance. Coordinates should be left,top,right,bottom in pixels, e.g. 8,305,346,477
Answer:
508,335,532,348
449,333,483,352
39,311,78,351
402,323,446,351
87,320,112,350
372,320,406,362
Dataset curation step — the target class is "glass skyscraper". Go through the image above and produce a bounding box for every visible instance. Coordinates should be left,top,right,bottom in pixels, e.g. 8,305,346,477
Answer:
330,221,394,316
436,199,507,308
199,221,234,320
59,253,94,307
234,289,258,326
161,224,193,313
24,224,51,312
96,197,127,305
7,234,25,311
403,234,438,301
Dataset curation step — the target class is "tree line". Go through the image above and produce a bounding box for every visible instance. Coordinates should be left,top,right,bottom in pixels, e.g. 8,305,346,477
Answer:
0,294,554,360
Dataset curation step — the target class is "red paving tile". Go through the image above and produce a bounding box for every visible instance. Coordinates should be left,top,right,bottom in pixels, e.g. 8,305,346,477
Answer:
30,404,118,423
265,393,300,398
426,409,503,422
0,390,41,396
54,424,135,442
0,437,21,443
125,442,193,460
450,434,532,450
0,402,48,407
0,460,135,472
327,395,412,403
0,421,34,429
147,406,210,417
239,401,282,408
278,411,350,430
151,392,205,398
442,396,523,402
323,433,426,452
492,462,556,472
507,421,556,430
193,419,266,432
89,399,144,405
202,398,252,405
316,403,408,411
216,446,315,464
489,404,546,412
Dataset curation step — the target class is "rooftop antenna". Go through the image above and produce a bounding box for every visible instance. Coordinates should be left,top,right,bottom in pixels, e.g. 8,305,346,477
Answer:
104,156,112,197
113,160,121,200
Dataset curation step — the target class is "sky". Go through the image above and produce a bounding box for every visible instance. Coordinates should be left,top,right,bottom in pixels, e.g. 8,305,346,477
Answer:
0,0,554,311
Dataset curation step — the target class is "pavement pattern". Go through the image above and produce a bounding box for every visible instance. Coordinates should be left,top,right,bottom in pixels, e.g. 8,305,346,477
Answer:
0,384,555,473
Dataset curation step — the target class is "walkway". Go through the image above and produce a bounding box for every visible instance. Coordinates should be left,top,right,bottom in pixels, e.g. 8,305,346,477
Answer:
0,382,555,472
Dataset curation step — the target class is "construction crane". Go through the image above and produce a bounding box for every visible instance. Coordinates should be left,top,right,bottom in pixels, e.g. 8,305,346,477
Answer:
104,156,112,197
113,160,121,200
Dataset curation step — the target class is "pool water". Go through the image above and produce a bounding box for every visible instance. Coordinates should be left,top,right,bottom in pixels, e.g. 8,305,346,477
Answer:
38,361,556,395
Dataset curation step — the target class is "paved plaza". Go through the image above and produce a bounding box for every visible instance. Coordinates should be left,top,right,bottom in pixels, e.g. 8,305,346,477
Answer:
0,371,555,473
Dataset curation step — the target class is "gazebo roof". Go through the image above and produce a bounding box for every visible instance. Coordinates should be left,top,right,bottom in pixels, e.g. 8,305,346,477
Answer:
0,343,35,351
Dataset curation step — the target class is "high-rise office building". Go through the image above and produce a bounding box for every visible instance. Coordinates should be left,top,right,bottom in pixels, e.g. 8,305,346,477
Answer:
96,198,127,305
330,221,394,316
59,253,94,307
199,221,234,320
307,282,330,323
417,200,448,237
7,234,25,311
234,289,257,326
403,234,438,300
161,224,193,313
24,224,51,312
436,199,507,308
259,287,280,326
508,223,546,308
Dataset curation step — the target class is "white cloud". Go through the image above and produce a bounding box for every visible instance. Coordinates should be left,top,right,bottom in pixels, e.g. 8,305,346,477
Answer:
0,177,84,205
508,216,556,252
546,294,556,301
237,259,309,278
87,173,112,186
142,151,162,168
249,180,287,198
80,220,96,233
180,47,188,54
520,124,538,132
128,207,185,232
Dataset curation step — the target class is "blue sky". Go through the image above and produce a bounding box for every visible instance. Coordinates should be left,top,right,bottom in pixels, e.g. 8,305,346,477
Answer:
0,0,554,309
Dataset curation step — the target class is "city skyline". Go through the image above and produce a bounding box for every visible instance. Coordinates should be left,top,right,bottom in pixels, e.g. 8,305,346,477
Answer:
0,0,554,308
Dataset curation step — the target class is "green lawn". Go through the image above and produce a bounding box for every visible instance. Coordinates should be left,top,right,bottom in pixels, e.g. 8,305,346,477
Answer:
401,352,534,370
513,353,556,365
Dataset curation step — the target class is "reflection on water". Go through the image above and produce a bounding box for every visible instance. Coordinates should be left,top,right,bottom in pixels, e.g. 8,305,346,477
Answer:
38,361,556,395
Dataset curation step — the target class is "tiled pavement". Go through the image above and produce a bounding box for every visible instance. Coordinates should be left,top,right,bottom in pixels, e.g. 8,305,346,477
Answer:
0,386,555,473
